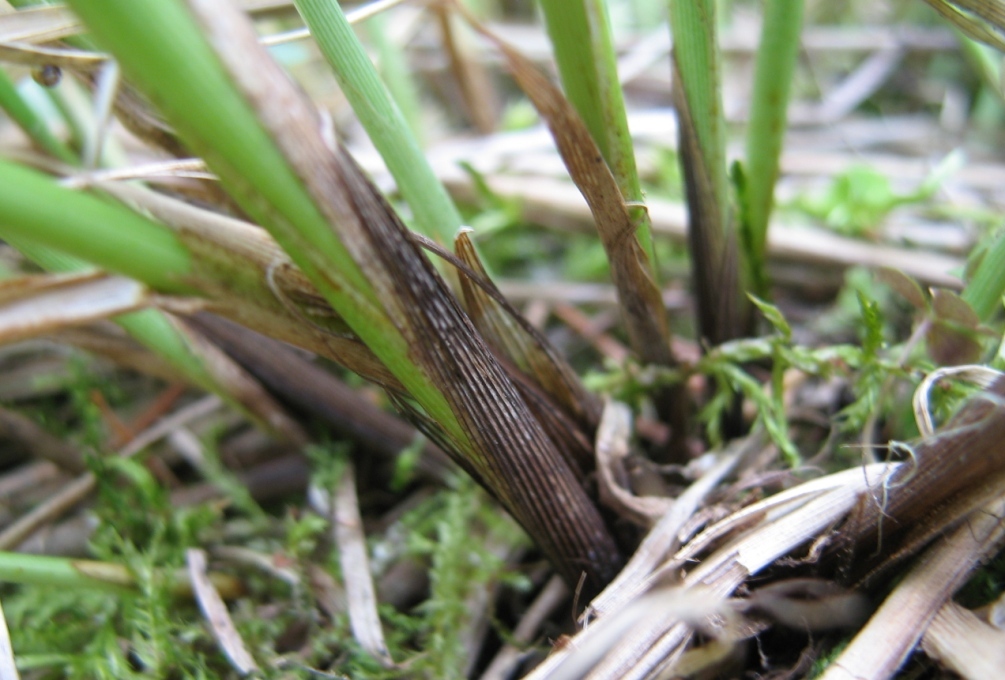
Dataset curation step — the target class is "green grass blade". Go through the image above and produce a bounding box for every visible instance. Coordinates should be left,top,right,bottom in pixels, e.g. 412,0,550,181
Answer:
0,551,242,599
0,68,76,164
63,0,462,447
0,192,301,439
963,229,1005,320
669,0,750,348
366,12,425,144
669,0,727,214
0,160,191,292
742,0,804,298
293,0,463,242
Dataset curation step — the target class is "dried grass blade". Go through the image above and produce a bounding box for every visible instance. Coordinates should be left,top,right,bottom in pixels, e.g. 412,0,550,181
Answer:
921,601,1005,679
0,42,105,71
479,575,568,680
586,429,766,620
922,0,1005,51
569,466,895,679
453,230,601,431
186,548,260,676
819,492,1005,680
0,272,150,345
0,5,78,44
594,400,672,525
329,459,394,667
0,404,86,474
101,182,403,391
54,322,210,389
432,4,497,133
167,315,308,445
187,313,455,481
459,11,673,370
321,145,623,590
528,463,896,679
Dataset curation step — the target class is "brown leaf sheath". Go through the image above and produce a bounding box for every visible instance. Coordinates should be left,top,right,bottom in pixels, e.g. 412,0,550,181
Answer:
671,62,746,348
414,231,599,476
185,0,623,590
334,147,624,590
454,233,601,430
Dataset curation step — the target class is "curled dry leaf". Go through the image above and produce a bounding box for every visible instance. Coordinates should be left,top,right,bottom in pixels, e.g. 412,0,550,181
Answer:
912,364,1002,436
594,400,673,526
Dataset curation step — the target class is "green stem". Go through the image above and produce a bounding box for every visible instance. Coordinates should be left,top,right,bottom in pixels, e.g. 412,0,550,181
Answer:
294,0,463,242
743,0,804,298
366,12,426,144
0,551,242,599
669,0,728,214
963,229,1005,320
0,69,77,164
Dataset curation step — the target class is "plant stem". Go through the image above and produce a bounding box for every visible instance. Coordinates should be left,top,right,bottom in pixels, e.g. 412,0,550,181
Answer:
669,0,728,215
0,69,77,164
0,551,243,599
963,228,1005,320
294,0,463,242
743,0,804,298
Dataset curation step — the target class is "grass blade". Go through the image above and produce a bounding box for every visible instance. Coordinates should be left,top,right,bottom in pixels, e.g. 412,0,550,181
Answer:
66,0,623,591
293,0,463,242
742,0,804,298
670,0,750,347
454,230,602,433
0,67,76,164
